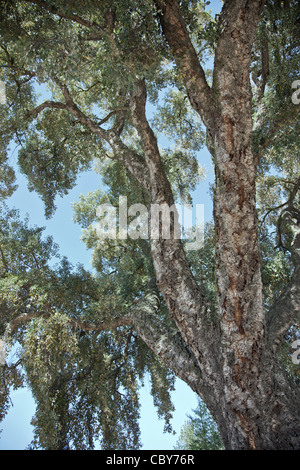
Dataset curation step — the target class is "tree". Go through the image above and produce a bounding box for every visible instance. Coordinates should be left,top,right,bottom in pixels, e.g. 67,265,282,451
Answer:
175,398,224,450
0,0,299,450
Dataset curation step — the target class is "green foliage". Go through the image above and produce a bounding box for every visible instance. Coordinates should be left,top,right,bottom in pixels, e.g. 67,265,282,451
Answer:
0,205,175,449
0,0,299,450
17,109,101,218
175,398,224,450
250,0,300,313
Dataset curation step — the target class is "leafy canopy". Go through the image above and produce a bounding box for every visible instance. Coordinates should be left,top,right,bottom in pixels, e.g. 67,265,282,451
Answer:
0,0,299,449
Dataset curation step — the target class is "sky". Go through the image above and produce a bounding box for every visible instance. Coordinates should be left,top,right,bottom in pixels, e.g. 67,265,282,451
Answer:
0,0,222,451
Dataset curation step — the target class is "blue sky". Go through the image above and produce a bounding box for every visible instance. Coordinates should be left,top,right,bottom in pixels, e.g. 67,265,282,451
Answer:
0,0,222,450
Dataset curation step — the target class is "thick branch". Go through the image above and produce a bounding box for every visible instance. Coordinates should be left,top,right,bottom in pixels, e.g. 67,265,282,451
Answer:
2,292,205,396
53,78,109,138
130,291,206,397
129,79,220,380
26,100,68,118
153,0,215,127
267,215,300,348
213,0,266,140
5,309,132,337
106,130,150,193
129,78,173,204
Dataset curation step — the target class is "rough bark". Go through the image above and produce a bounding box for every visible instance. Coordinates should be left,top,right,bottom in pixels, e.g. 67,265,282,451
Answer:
151,0,300,450
153,0,216,129
129,79,222,410
208,1,266,449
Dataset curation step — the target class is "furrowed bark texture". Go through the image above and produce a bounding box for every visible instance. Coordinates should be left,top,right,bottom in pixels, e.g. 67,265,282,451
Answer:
129,80,223,415
211,0,267,449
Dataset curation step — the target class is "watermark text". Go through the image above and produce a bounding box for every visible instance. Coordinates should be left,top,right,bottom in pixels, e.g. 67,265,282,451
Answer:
95,197,204,251
292,80,300,105
0,80,6,105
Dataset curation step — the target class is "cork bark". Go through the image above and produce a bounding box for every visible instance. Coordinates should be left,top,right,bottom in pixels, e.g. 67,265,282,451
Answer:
142,0,300,450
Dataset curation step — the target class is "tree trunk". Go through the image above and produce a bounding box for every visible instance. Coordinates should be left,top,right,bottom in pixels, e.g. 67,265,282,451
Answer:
128,68,300,450
149,0,300,450
189,117,300,448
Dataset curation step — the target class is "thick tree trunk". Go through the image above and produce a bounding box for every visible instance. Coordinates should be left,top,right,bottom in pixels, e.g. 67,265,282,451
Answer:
205,1,299,449
128,75,300,449
211,97,266,449
198,133,300,448
202,121,299,449
150,0,300,450
211,347,300,450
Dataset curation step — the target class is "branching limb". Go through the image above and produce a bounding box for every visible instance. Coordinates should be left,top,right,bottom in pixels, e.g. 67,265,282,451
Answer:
6,76,149,191
21,0,104,33
131,290,206,397
267,212,300,350
26,100,68,118
153,0,215,128
53,78,150,191
129,79,220,380
254,106,300,159
260,176,300,227
1,291,205,398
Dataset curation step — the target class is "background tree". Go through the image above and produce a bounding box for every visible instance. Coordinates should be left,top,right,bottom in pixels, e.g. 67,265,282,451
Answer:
0,0,299,450
175,398,224,450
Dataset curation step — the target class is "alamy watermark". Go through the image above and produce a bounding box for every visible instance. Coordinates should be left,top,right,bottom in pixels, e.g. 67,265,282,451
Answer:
0,80,6,105
0,338,6,366
291,340,300,366
95,197,204,251
292,80,300,105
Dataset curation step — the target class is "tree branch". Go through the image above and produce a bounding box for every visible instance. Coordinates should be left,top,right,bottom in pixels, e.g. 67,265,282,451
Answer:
53,78,109,138
131,290,206,397
21,0,104,33
26,100,68,118
68,314,132,333
213,0,266,128
72,290,207,398
129,79,220,380
53,78,149,190
258,25,270,101
266,214,300,350
17,78,149,192
1,291,206,397
0,243,9,273
254,105,300,157
260,177,300,226
153,0,215,127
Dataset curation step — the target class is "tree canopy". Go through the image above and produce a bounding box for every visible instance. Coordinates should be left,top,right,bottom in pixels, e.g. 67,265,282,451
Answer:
0,0,299,450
